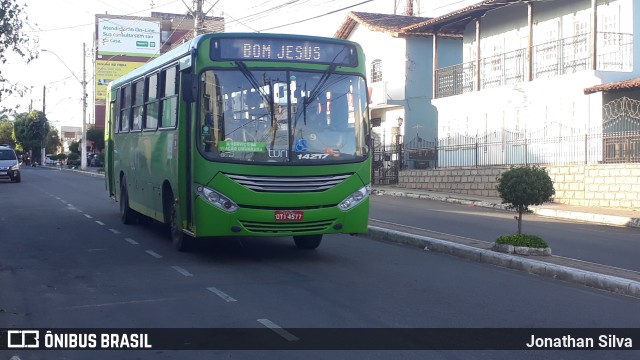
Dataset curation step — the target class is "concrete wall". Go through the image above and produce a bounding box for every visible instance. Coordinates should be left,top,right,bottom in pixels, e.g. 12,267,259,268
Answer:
398,164,640,209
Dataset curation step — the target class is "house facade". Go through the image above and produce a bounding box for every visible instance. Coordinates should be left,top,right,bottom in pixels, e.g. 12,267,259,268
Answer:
335,12,461,170
403,0,639,167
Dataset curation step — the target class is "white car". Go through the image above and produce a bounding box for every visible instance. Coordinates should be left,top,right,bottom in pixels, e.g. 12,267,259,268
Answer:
0,145,21,182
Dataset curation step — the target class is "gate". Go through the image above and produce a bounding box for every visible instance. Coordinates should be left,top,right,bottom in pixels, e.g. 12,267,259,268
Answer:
372,142,402,185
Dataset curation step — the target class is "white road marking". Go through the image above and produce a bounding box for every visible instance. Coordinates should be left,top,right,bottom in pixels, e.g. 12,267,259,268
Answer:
125,238,139,245
95,221,105,226
108,228,121,234
61,298,175,309
207,287,237,302
146,250,162,259
257,319,299,341
84,214,93,219
10,356,22,360
171,266,193,277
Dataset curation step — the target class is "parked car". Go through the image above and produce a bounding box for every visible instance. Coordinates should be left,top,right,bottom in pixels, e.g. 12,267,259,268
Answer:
90,156,103,167
0,145,21,182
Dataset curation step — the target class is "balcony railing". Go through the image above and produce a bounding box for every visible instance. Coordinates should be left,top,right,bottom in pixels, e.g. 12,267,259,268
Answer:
435,32,633,99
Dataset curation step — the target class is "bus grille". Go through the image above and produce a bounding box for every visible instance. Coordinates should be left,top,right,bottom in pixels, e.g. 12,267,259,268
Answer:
225,173,352,192
240,219,335,234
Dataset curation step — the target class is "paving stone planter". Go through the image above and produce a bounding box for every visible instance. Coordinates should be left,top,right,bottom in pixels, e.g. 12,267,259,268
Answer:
492,243,552,256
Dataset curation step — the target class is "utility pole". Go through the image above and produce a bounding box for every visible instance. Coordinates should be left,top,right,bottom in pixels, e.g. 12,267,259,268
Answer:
405,0,413,16
193,0,204,36
187,0,219,36
81,42,88,171
41,85,46,165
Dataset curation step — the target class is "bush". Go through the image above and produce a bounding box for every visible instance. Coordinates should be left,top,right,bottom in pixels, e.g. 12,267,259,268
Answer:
496,234,548,248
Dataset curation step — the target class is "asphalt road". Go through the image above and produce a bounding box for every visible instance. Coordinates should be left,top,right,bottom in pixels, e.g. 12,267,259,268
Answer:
370,194,640,272
1,167,639,360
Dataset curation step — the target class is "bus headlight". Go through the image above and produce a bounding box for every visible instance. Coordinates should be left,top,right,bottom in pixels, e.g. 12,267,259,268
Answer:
338,184,371,211
195,184,239,213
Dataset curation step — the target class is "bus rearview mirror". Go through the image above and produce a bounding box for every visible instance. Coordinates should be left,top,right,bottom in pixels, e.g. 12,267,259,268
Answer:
182,73,198,103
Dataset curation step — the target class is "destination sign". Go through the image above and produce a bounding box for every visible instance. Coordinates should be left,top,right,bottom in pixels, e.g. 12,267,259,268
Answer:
210,38,358,66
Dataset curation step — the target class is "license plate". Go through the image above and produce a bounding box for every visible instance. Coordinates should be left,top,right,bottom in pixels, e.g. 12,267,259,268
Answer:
0,171,6,176
274,210,304,221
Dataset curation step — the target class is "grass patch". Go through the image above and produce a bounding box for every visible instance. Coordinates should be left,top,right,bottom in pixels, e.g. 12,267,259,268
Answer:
496,234,548,248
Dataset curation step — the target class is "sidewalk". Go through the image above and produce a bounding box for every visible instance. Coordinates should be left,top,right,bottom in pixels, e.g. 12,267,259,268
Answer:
370,185,640,299
372,185,640,228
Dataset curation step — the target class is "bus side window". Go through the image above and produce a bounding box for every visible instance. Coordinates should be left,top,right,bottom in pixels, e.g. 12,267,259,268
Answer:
120,85,131,132
160,65,178,128
145,73,159,130
132,79,144,131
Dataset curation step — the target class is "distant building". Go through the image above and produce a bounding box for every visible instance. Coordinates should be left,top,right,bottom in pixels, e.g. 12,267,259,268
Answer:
60,126,81,153
93,12,225,129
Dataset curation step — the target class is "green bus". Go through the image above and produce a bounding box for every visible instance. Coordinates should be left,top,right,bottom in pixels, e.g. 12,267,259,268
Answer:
104,33,371,251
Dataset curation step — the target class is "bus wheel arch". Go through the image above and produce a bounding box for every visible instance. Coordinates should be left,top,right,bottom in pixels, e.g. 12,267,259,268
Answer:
162,181,192,252
161,181,174,225
119,174,138,224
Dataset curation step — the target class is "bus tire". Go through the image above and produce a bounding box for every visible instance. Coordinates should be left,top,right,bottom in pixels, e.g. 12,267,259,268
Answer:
293,235,322,250
120,177,138,225
169,200,192,252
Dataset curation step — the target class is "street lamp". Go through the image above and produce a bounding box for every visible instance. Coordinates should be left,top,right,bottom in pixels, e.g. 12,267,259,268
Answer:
41,44,88,170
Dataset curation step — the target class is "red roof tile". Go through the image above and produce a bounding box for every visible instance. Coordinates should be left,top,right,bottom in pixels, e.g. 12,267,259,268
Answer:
584,78,640,94
334,12,432,39
401,0,541,36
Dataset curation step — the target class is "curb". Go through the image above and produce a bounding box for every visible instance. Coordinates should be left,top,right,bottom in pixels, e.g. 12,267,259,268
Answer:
39,165,105,178
367,226,640,299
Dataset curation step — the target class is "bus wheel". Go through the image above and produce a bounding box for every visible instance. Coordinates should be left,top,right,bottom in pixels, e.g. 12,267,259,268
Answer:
170,201,192,252
120,178,138,225
293,235,322,250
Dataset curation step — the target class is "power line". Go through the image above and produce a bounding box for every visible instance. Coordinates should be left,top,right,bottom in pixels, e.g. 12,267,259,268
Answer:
258,0,375,32
23,0,181,33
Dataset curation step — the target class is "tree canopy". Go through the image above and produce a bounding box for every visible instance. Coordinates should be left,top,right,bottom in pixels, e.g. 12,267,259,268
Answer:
86,126,105,152
0,117,15,147
496,165,555,234
13,110,49,153
1,0,38,109
45,127,61,154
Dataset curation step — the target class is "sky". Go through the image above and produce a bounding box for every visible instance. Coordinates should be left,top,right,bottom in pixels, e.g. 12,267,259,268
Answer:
4,0,479,130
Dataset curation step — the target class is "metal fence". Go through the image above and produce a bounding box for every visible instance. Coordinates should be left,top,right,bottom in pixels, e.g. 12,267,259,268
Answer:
412,130,640,169
372,130,640,183
435,32,633,99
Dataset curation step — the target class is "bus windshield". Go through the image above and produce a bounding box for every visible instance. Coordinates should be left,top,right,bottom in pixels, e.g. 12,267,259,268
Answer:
198,68,369,163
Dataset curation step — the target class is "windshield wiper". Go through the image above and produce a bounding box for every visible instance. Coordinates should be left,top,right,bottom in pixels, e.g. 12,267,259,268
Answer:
234,61,271,106
295,63,337,131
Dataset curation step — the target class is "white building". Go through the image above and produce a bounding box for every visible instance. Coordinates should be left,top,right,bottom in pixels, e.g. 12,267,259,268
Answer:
335,12,461,170
404,0,639,167
60,125,81,153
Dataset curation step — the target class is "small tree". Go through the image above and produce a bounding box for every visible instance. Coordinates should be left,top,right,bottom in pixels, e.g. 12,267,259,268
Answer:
86,126,105,152
496,165,555,234
13,110,49,156
69,140,80,155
